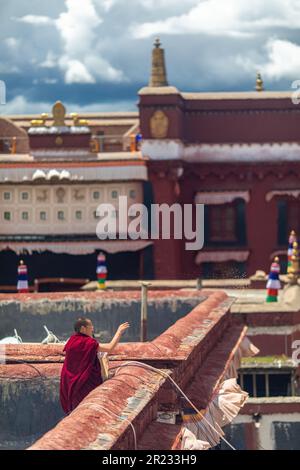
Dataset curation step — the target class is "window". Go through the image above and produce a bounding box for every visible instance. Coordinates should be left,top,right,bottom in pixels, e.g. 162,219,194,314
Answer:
93,191,100,200
255,374,267,398
21,192,29,201
238,371,293,397
75,210,82,220
4,211,11,221
129,189,136,199
269,374,292,396
22,212,29,221
286,201,300,239
58,211,65,221
278,200,300,245
40,211,47,221
209,205,237,242
0,139,10,153
4,192,11,201
111,190,118,199
240,373,253,396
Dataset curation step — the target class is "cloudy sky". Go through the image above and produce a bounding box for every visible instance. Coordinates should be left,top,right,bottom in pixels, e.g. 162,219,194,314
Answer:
0,0,300,115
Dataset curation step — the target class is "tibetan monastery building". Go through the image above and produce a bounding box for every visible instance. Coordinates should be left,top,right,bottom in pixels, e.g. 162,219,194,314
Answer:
1,40,300,285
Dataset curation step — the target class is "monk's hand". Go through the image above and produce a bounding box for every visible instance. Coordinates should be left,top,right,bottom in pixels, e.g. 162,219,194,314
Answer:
117,322,130,335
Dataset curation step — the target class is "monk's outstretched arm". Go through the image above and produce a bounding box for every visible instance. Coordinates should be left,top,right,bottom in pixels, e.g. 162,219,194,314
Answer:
98,322,129,353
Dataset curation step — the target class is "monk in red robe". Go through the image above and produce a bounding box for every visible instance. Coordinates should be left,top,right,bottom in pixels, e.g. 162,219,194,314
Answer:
60,317,129,414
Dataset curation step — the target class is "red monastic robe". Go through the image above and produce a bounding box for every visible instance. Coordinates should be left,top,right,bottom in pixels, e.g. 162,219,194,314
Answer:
60,333,102,414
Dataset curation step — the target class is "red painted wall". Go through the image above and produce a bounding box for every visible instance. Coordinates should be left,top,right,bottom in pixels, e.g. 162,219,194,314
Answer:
139,90,300,279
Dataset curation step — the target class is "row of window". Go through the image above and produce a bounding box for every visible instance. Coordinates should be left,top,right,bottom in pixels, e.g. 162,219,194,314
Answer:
1,189,137,202
3,210,98,222
3,210,96,222
1,209,139,223
238,371,296,397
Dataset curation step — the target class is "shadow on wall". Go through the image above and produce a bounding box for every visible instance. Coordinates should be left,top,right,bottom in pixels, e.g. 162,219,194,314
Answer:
0,376,63,450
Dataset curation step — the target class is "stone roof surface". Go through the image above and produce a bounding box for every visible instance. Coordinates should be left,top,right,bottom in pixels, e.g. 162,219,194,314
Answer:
22,291,243,450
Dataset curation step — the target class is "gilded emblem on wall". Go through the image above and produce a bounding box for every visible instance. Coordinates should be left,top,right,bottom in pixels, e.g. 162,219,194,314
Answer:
73,189,85,201
55,136,63,146
36,189,48,202
56,187,66,203
150,110,169,139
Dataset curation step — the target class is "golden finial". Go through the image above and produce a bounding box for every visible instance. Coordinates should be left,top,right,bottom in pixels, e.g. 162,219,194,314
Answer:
149,38,168,87
70,112,79,125
288,240,300,283
70,112,89,126
256,72,264,92
154,37,161,48
52,101,66,127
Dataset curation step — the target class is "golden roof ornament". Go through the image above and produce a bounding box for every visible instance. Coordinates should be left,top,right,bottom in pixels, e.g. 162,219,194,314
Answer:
52,101,66,127
40,113,48,125
149,38,169,87
55,136,63,146
256,72,264,92
70,112,89,126
30,119,44,127
288,241,300,284
30,112,49,127
70,112,79,125
150,110,169,139
287,230,297,276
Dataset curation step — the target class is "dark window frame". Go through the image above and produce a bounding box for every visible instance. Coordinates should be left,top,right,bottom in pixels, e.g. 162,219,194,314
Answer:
204,198,247,247
238,370,294,398
277,198,300,246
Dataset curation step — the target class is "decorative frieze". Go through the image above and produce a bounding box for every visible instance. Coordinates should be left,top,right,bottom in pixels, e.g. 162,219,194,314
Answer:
0,182,143,235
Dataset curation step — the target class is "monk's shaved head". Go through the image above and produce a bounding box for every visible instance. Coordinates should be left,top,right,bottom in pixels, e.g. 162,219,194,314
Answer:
74,318,92,333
